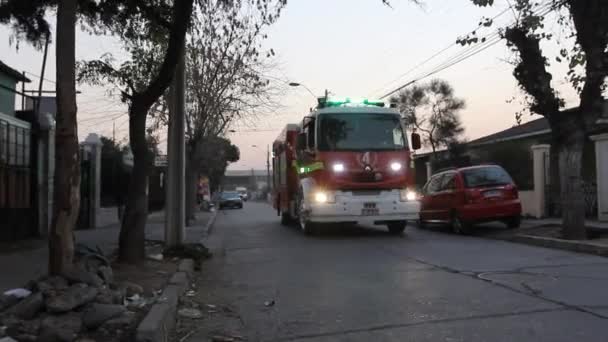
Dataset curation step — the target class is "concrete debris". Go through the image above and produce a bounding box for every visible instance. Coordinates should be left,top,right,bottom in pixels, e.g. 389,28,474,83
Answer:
6,293,44,319
63,268,104,288
177,308,203,319
39,313,82,342
46,284,98,313
83,304,126,329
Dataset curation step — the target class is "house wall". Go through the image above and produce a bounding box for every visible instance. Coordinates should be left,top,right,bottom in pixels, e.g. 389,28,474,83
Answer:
0,73,17,116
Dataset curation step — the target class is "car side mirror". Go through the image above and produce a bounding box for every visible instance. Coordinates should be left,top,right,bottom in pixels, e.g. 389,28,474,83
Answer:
411,133,422,150
297,133,307,151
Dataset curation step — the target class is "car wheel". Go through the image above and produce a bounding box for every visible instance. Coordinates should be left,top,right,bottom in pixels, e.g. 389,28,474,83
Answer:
451,213,471,235
387,221,407,235
506,216,521,229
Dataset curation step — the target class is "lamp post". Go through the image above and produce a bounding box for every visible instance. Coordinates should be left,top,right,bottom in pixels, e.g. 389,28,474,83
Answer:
288,82,320,99
251,144,271,194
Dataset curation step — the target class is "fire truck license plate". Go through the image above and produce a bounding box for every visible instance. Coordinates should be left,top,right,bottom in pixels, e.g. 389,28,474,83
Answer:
362,203,379,216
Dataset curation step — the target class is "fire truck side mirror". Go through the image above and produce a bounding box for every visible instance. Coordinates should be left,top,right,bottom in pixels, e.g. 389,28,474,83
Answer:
411,133,422,150
297,133,307,151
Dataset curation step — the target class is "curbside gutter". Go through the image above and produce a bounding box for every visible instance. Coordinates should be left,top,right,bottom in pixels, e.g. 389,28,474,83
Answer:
506,234,608,257
136,259,194,342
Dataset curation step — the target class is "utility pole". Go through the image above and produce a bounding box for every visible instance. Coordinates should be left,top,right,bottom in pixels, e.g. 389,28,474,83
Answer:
266,144,271,193
165,50,186,247
112,121,116,143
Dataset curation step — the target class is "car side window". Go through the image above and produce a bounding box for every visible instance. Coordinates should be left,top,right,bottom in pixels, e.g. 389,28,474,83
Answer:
425,174,444,194
440,173,456,191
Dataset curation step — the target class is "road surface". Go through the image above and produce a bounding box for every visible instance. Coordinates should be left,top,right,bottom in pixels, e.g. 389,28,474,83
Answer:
180,202,608,341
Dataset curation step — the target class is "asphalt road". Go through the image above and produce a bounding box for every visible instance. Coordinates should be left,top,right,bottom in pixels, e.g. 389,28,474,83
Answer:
182,202,608,342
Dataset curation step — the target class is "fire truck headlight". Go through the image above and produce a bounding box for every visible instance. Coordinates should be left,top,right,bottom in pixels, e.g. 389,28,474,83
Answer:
332,163,345,173
390,162,403,172
400,189,418,202
314,191,335,204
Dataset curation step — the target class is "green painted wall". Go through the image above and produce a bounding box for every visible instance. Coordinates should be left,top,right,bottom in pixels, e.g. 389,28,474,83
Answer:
0,72,17,116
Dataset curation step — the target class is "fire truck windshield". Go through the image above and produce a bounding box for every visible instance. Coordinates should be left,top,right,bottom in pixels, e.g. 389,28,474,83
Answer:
317,113,407,151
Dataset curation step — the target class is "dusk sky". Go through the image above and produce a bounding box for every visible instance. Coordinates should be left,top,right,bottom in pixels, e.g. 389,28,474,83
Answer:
1,0,578,170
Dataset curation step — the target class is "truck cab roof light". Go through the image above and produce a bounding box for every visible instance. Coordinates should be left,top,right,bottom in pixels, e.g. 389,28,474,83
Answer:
318,97,386,109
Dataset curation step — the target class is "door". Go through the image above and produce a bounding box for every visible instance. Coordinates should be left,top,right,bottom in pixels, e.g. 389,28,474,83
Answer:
420,174,445,221
434,172,458,221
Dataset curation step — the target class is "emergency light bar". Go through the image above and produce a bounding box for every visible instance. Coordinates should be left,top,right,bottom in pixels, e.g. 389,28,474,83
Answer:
318,97,385,109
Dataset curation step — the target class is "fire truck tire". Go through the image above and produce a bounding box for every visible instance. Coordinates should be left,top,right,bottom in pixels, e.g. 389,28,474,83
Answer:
387,221,407,235
280,212,292,226
300,220,318,235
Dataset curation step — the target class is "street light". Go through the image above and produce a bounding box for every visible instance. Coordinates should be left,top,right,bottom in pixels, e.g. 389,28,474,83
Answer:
249,144,272,195
289,82,318,99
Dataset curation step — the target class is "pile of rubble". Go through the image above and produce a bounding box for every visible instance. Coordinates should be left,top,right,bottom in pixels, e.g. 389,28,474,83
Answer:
0,246,150,342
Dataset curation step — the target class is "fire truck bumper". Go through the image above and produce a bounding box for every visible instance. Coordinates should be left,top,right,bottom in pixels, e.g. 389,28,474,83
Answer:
305,190,420,224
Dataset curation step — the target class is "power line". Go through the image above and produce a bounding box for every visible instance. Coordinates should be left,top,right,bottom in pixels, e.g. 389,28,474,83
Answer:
369,5,514,97
378,1,558,100
24,71,56,85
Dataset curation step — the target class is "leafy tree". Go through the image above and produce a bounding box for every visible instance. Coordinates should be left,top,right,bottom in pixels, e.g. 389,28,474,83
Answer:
466,0,608,239
391,79,466,156
2,0,197,265
169,0,282,220
195,136,240,193
1,0,82,275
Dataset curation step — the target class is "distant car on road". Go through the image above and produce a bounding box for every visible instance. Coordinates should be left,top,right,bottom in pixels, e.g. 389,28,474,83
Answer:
219,191,244,210
419,165,522,234
236,187,248,201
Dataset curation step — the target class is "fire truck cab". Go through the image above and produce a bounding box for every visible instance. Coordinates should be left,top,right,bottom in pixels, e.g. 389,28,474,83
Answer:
272,98,421,235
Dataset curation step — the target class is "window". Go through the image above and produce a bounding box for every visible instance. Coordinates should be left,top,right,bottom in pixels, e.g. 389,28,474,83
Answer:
8,126,16,165
318,113,407,151
16,128,24,166
306,119,315,150
24,133,30,167
424,174,444,194
462,166,513,188
0,121,6,164
440,173,456,191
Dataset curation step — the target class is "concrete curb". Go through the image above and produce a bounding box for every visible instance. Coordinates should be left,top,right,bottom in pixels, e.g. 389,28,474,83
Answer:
505,234,608,257
202,209,219,237
136,259,194,342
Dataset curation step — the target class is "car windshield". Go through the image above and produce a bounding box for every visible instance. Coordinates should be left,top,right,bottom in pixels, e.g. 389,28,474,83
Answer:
317,113,407,151
462,166,513,188
221,192,240,199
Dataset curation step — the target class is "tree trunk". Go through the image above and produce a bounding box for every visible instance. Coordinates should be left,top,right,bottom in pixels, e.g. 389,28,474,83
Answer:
116,0,195,264
49,0,79,276
118,103,150,264
558,129,587,240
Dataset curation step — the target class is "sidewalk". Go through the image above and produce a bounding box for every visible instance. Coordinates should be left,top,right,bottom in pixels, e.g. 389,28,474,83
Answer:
0,208,215,293
483,217,608,257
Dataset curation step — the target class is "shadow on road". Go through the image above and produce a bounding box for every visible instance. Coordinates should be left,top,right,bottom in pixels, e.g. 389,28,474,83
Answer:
282,222,411,240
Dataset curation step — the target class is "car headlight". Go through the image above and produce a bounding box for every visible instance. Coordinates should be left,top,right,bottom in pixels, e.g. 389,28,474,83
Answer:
314,191,336,203
332,163,345,173
400,189,418,202
390,162,403,172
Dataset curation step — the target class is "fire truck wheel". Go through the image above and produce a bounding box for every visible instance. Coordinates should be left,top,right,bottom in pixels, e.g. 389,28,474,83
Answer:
387,221,407,235
300,220,318,235
280,212,292,226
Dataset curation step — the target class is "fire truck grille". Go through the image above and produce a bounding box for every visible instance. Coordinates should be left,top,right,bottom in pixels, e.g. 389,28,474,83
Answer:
352,172,379,183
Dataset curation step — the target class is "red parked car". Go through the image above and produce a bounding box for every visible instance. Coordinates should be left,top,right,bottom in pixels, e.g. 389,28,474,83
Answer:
419,165,522,234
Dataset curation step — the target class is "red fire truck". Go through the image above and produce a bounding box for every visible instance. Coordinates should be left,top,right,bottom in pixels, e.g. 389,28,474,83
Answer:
272,97,421,234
